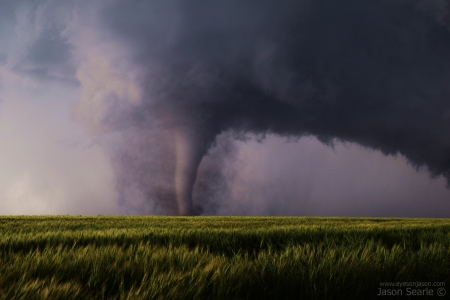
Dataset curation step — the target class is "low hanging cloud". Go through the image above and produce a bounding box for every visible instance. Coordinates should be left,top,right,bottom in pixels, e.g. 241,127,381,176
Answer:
1,0,450,216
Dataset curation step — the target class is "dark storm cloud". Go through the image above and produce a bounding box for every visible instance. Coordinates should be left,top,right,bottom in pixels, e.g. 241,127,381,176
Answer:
28,0,446,215
97,0,450,183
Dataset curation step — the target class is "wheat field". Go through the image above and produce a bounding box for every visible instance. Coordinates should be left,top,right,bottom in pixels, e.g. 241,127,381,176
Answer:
0,216,449,299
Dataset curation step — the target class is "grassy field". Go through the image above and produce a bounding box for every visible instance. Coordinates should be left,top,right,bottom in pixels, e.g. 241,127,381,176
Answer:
0,216,449,299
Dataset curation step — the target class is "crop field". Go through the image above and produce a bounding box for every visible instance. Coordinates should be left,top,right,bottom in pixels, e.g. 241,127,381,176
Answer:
0,216,449,299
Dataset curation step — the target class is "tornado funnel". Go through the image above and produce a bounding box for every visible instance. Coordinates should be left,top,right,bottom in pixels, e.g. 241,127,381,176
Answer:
171,123,205,215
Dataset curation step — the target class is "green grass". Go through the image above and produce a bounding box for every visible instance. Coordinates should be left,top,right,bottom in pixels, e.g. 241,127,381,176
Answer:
0,216,449,299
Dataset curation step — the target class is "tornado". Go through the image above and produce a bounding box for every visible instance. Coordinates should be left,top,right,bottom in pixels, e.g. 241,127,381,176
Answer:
161,107,208,215
171,124,205,215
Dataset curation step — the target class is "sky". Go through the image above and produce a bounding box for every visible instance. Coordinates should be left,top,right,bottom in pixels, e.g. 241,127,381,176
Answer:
0,0,450,216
